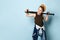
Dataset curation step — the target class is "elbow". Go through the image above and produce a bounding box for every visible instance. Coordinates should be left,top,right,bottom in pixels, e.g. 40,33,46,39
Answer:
45,18,48,21
45,16,48,21
45,19,48,21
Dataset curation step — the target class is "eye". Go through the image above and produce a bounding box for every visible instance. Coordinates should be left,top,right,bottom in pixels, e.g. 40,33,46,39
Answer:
39,10,42,11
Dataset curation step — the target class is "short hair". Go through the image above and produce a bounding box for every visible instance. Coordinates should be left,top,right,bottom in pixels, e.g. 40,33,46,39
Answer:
39,4,46,12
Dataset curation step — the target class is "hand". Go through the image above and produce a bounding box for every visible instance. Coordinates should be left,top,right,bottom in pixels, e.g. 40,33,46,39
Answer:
25,9,29,16
47,12,50,15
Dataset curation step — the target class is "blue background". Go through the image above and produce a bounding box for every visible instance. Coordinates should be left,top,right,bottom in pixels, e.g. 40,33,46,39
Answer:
0,0,60,40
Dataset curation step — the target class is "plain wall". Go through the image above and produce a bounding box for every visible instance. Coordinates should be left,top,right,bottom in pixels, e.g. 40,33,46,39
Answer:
0,0,60,40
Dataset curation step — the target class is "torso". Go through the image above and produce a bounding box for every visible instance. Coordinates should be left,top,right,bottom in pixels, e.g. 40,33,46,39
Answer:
34,13,44,27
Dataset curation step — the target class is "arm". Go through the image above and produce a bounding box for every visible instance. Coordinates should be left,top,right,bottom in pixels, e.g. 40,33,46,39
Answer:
25,9,36,17
44,15,48,21
26,13,36,17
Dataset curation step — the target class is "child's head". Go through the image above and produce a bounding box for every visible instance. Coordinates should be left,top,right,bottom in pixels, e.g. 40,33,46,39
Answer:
37,4,46,14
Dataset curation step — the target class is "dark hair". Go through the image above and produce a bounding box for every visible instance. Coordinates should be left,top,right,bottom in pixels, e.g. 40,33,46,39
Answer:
40,6,44,12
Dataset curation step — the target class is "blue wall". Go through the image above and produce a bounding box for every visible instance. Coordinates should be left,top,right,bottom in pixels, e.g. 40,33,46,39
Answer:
0,0,60,40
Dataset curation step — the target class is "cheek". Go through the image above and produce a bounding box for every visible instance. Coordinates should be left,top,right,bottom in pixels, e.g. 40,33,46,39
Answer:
40,11,42,13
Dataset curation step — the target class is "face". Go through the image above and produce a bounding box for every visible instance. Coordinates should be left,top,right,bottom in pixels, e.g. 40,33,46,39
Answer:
37,7,43,15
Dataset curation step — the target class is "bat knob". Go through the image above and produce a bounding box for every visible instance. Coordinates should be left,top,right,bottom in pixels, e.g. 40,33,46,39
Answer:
25,9,29,13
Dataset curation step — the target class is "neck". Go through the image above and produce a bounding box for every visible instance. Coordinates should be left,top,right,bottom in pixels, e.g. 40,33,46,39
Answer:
37,13,42,15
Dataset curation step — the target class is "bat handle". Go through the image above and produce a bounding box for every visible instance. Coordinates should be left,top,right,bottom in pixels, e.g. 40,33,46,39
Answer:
46,12,55,16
